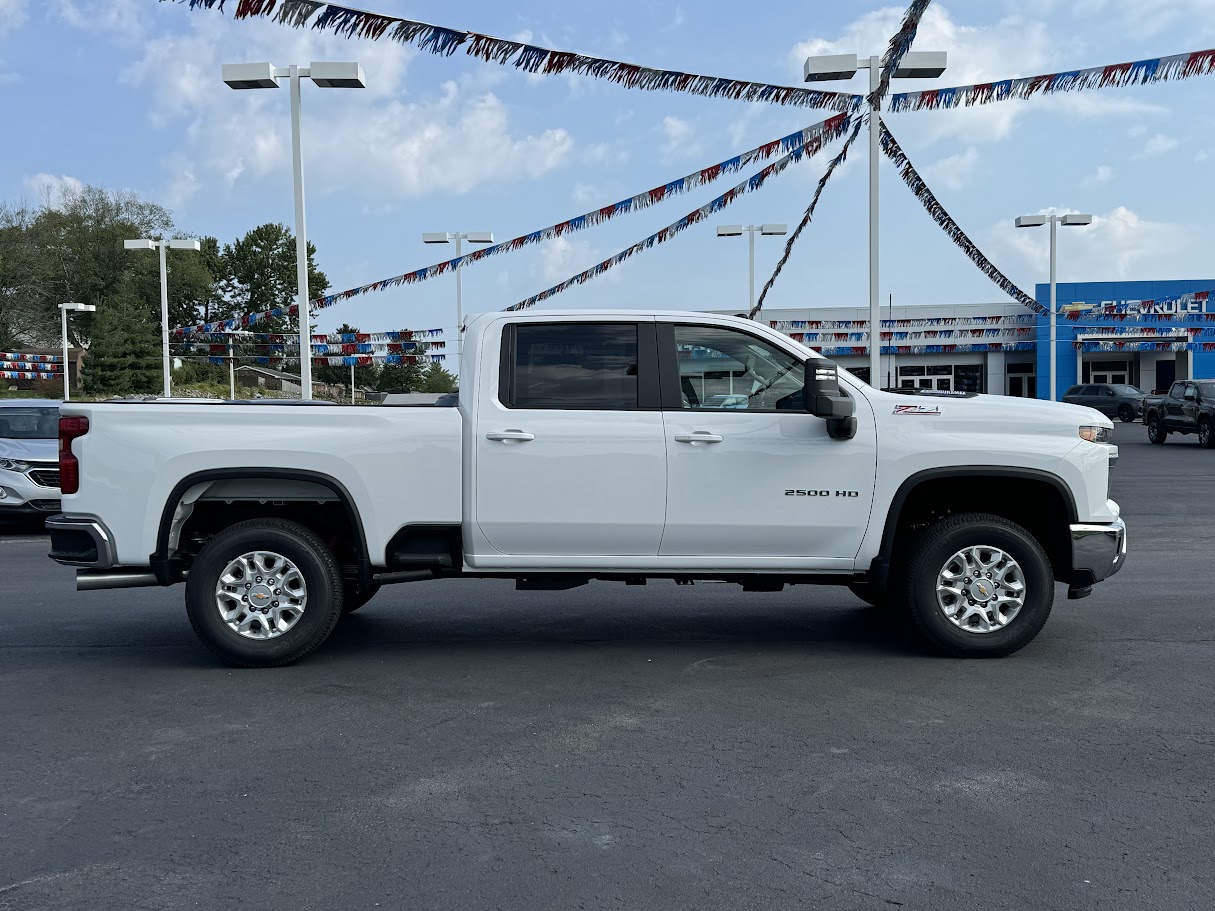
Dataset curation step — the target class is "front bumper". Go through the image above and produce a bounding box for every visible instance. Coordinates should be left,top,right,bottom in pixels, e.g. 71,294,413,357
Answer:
1070,517,1127,586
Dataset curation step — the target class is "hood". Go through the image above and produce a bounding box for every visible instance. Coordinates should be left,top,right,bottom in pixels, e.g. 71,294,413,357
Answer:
0,437,58,463
868,390,1112,428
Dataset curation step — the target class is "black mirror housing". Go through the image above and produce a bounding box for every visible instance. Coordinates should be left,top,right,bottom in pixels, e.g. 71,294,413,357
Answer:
803,361,856,440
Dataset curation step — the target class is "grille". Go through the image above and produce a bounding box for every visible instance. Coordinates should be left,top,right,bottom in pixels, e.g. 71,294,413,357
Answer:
28,499,62,512
28,469,60,488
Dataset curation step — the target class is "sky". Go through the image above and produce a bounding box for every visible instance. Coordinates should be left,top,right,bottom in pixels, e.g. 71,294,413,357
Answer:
1,0,1214,335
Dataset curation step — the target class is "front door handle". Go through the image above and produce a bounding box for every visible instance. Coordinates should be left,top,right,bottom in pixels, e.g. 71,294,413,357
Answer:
674,432,724,444
486,430,536,442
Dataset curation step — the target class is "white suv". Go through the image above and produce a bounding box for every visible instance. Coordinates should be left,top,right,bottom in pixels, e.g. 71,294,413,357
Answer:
0,400,61,521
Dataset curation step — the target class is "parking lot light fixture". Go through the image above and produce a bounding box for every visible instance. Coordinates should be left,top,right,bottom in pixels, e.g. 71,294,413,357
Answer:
422,231,495,363
59,302,96,401
1015,212,1094,401
124,238,201,398
717,224,788,320
805,49,947,386
223,61,367,400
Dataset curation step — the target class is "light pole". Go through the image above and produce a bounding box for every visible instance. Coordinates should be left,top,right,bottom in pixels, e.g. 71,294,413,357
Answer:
223,61,367,400
423,231,494,364
1014,213,1093,400
124,238,201,397
804,50,947,387
717,224,788,318
58,302,96,401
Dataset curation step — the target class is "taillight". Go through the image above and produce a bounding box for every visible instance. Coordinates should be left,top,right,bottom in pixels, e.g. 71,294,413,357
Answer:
59,416,89,495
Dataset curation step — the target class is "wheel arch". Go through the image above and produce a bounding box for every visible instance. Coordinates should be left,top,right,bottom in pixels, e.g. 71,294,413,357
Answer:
151,468,371,588
870,467,1078,589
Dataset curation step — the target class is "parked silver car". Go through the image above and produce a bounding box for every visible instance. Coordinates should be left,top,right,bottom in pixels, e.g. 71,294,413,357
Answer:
0,400,61,520
1062,383,1145,423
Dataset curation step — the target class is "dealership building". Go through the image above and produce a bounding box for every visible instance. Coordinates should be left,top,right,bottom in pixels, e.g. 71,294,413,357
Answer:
754,279,1215,398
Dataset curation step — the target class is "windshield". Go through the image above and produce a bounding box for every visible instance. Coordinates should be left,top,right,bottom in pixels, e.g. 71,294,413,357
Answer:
0,407,59,439
1112,384,1142,395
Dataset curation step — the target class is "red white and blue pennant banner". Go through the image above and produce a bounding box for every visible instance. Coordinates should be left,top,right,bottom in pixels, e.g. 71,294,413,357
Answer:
879,123,1044,314
506,127,848,312
1,360,63,372
869,0,933,108
1,353,62,363
890,48,1215,112
168,1,861,112
318,115,850,312
770,315,1037,330
1,371,60,380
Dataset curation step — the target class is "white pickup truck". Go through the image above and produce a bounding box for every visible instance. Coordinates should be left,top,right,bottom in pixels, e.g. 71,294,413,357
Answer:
48,310,1126,667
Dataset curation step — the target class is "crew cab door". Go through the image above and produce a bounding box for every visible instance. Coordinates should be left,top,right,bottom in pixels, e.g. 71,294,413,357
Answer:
656,321,877,564
472,319,667,557
1165,382,1192,429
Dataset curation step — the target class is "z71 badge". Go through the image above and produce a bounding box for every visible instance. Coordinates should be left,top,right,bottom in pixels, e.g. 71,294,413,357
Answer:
893,404,942,415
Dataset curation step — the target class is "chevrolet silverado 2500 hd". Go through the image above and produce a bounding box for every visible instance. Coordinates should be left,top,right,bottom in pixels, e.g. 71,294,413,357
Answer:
47,310,1126,666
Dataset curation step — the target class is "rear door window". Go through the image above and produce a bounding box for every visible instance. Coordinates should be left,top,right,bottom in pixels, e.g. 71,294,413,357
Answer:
503,323,646,410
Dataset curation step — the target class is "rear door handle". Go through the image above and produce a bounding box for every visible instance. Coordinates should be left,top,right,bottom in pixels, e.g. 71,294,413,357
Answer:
486,430,535,442
674,432,724,444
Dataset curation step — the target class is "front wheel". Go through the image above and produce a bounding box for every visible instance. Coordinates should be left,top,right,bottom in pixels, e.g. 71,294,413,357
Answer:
1147,415,1167,444
1118,404,1135,423
185,519,345,668
1199,418,1214,449
898,513,1054,658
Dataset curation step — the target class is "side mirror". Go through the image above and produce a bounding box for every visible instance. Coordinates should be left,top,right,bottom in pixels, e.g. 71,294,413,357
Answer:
804,361,856,440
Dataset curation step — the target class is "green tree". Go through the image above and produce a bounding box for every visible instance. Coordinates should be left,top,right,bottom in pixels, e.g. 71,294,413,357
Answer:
313,323,378,390
419,361,458,393
374,362,423,394
81,275,162,397
219,223,328,319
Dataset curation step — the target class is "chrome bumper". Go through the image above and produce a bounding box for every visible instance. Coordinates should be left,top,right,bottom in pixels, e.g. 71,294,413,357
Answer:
1070,517,1127,585
47,515,117,568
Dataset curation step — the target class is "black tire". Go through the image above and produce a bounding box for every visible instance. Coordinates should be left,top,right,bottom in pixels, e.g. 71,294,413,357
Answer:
185,518,344,668
898,513,1054,659
342,579,381,614
1199,418,1214,449
848,581,891,611
1147,414,1167,444
1118,404,1135,423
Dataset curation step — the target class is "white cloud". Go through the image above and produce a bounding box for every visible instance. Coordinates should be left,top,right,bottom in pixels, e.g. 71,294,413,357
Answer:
572,183,600,205
992,206,1189,280
1197,150,1211,163
661,116,700,160
538,235,596,283
1082,164,1115,186
23,173,84,207
1071,0,1215,40
1135,133,1179,158
923,145,979,191
115,13,574,203
0,0,27,37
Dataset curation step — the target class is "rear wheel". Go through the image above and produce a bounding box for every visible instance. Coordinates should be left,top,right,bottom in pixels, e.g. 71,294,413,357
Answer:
1199,418,1214,449
185,519,344,668
1118,404,1135,423
899,513,1053,658
1147,415,1167,444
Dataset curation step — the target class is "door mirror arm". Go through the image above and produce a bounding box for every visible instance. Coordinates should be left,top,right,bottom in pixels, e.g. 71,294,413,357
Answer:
804,362,857,440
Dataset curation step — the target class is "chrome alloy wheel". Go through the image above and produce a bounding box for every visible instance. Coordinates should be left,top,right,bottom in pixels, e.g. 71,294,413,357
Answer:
215,551,308,640
934,545,1025,634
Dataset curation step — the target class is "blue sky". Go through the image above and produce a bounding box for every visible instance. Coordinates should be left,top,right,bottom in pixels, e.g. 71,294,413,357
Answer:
2,0,1214,333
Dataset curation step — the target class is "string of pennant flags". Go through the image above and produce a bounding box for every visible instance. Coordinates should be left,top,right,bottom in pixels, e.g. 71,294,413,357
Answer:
768,315,1037,330
1,353,62,363
890,47,1215,112
167,0,861,112
808,342,1037,357
1077,340,1215,352
1,371,61,380
506,127,845,311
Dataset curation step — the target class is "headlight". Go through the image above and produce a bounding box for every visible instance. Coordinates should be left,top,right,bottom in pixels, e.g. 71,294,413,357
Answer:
0,458,30,472
1079,425,1113,444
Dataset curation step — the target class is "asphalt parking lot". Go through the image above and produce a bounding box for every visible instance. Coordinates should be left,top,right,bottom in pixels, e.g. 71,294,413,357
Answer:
1,423,1211,911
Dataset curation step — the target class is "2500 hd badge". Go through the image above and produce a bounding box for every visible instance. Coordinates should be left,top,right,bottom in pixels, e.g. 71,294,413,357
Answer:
785,489,861,497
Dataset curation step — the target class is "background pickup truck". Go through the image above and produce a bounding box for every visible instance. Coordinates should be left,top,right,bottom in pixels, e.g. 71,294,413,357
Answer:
1144,380,1215,447
49,310,1127,667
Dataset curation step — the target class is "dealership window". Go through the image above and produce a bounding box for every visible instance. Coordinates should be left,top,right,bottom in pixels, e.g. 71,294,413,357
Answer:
845,366,870,384
896,363,984,393
507,323,639,410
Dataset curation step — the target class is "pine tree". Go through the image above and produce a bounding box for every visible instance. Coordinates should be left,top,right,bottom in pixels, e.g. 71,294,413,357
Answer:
81,278,162,397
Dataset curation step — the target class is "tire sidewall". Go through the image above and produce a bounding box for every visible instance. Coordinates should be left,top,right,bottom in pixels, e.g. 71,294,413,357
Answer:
1118,405,1134,423
186,523,342,666
1199,419,1212,448
907,519,1053,657
1148,416,1165,443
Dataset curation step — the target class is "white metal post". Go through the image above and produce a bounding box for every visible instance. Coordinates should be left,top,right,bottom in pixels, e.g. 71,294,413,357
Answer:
868,55,881,388
454,233,464,361
289,65,313,401
158,240,171,397
748,226,756,316
229,336,236,401
61,307,70,401
351,363,355,404
1049,215,1058,401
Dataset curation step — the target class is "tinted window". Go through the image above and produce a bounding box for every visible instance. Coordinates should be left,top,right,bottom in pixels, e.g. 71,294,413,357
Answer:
1112,384,1142,395
508,324,638,410
0,407,58,439
673,325,804,412
1199,383,1215,401
1064,386,1083,397
1080,386,1099,396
